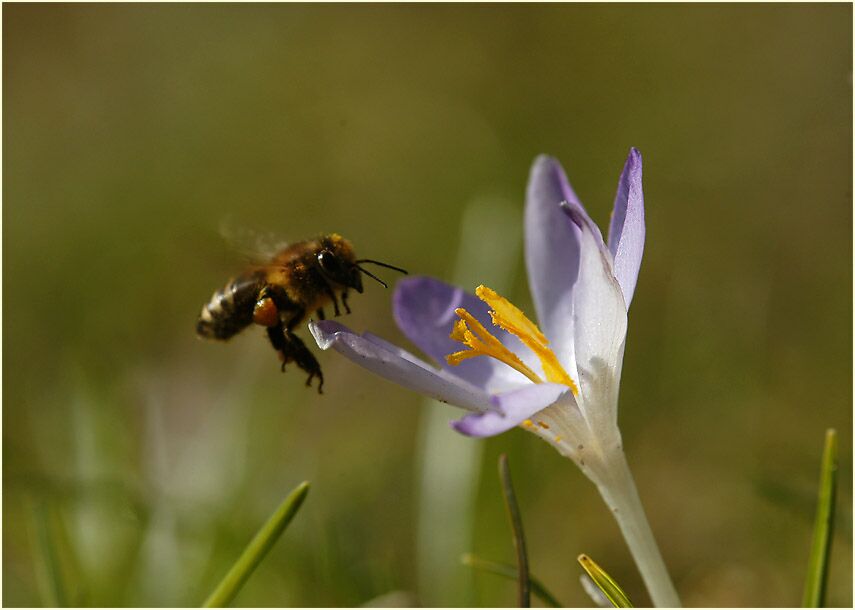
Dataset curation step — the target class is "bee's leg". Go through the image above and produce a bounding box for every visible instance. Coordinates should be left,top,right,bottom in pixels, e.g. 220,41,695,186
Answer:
283,331,324,393
266,323,290,371
265,322,324,392
322,283,341,317
284,306,306,333
274,307,307,372
267,309,302,371
316,308,326,320
341,289,351,315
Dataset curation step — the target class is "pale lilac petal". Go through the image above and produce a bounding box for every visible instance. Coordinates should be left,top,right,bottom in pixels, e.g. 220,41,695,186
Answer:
562,204,628,427
607,148,645,308
310,320,492,412
394,276,538,392
562,197,607,249
451,383,571,437
524,156,584,376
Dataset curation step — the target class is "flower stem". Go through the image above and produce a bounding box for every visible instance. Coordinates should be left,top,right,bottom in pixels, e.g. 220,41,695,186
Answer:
593,449,681,607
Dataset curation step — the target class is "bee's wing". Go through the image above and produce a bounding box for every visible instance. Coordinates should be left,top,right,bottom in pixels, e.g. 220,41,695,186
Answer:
218,217,289,264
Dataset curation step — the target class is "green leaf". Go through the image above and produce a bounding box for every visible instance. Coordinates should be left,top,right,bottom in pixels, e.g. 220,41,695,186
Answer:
802,428,838,607
461,553,564,608
498,453,530,607
203,481,310,608
577,554,634,608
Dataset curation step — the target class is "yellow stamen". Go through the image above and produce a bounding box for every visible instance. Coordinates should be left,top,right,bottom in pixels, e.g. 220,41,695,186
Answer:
476,286,579,394
522,419,534,428
476,286,548,345
446,308,543,384
445,285,579,396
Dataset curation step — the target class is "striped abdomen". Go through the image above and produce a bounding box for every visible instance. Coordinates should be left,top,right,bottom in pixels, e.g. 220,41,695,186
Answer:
197,272,265,340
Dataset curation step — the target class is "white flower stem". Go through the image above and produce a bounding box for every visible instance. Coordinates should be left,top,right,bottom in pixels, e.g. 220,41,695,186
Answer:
592,448,681,607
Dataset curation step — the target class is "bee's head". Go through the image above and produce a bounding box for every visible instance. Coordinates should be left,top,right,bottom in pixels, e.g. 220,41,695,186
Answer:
317,234,363,293
316,233,408,293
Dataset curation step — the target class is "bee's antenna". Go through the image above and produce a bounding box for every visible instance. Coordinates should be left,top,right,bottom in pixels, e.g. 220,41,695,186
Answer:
355,259,409,275
356,265,389,288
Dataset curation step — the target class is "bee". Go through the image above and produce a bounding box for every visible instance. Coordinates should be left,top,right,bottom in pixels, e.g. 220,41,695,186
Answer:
197,233,406,393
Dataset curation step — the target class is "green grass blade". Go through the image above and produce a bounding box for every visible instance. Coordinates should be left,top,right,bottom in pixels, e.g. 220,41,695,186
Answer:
461,553,563,607
203,481,310,608
802,428,838,607
577,554,634,608
28,499,68,607
498,453,530,607
579,573,612,608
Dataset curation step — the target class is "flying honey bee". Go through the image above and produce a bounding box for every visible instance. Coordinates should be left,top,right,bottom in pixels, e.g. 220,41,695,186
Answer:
197,233,406,393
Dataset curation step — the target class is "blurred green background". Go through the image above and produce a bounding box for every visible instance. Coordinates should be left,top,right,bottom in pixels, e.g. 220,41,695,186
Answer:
4,4,851,607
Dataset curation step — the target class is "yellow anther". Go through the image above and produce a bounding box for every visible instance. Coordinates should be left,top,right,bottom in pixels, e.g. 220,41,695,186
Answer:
516,335,579,393
554,436,563,443
446,308,543,384
537,421,550,429
476,286,548,345
522,419,534,428
456,285,579,395
449,319,467,342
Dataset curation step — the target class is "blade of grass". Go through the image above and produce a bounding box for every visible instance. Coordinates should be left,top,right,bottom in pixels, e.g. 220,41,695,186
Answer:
203,481,310,608
498,453,530,607
802,428,838,607
28,499,68,607
578,554,634,608
461,553,563,607
579,573,613,608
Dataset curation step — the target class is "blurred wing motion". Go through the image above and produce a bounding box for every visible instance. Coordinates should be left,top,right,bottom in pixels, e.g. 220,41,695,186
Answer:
218,216,291,264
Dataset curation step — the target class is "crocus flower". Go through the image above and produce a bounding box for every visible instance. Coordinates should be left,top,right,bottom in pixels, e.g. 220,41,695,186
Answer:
310,149,680,607
310,150,642,461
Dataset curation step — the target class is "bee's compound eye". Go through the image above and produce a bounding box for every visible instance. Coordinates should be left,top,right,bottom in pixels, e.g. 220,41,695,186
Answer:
318,250,339,273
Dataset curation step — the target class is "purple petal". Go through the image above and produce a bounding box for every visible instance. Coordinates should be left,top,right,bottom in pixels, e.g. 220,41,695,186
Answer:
394,276,537,392
451,383,571,437
310,320,492,411
524,156,585,375
607,148,645,308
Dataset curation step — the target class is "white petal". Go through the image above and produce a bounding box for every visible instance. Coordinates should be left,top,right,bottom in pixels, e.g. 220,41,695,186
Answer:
562,204,628,429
